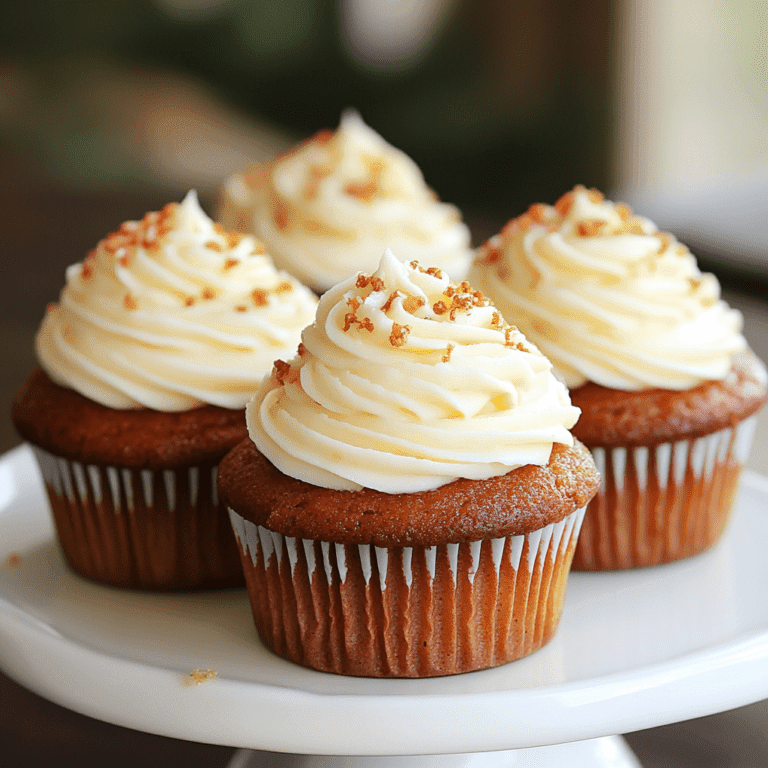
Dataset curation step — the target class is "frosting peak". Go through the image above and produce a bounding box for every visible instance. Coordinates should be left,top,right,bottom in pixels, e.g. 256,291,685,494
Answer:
219,111,473,292
470,186,746,391
247,250,579,493
37,191,318,411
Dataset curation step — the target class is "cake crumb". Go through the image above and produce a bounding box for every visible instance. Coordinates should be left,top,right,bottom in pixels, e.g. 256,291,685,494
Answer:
184,669,217,686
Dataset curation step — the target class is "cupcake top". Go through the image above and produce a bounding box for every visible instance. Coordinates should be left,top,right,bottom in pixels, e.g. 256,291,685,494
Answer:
219,110,474,292
36,191,318,412
247,249,580,494
469,186,746,391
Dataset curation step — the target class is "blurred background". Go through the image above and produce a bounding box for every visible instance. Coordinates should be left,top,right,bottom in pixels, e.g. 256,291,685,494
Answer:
1,1,768,766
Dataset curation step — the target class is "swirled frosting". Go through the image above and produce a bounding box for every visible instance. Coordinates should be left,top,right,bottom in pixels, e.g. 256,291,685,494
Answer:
247,249,579,493
219,110,473,292
37,191,318,411
469,186,746,391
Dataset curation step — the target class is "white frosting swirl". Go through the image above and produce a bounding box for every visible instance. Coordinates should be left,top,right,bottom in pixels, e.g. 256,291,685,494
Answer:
247,249,579,493
219,110,473,292
469,186,746,391
37,191,318,411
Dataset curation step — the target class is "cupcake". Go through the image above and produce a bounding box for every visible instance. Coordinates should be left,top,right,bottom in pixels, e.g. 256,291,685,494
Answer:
218,110,474,293
470,186,768,570
218,250,600,677
12,191,318,590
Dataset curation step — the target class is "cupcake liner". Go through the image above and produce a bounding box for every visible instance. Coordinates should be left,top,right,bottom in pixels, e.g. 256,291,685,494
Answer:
573,415,758,570
32,447,244,590
228,506,586,677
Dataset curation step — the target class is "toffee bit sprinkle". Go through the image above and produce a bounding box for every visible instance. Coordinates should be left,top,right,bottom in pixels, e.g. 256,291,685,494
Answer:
442,344,454,363
491,311,502,328
213,223,225,233
355,274,369,289
273,203,288,230
615,202,633,220
275,281,293,294
223,258,239,270
425,266,443,279
504,327,515,346
252,289,268,307
298,342,307,356
184,297,195,307
358,317,374,332
587,187,605,204
554,190,575,216
343,312,358,331
657,234,672,253
346,297,361,312
201,287,216,300
527,203,547,223
433,300,448,315
369,276,385,293
123,293,138,310
313,128,334,145
81,265,93,280
381,291,400,313
226,232,243,248
186,669,216,686
206,240,223,252
273,359,292,385
576,220,604,237
480,245,503,265
402,295,425,314
252,243,266,255
344,180,379,202
389,322,410,347
235,305,247,312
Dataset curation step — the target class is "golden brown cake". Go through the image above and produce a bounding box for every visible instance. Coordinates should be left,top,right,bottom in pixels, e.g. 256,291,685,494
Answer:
219,250,600,676
12,192,317,590
470,186,768,569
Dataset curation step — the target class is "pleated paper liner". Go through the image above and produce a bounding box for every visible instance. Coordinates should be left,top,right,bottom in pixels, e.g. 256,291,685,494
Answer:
229,506,586,678
573,415,759,571
32,447,244,590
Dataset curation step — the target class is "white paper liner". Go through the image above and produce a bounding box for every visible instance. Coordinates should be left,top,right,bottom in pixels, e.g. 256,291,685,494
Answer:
574,415,757,570
229,505,586,677
31,447,243,590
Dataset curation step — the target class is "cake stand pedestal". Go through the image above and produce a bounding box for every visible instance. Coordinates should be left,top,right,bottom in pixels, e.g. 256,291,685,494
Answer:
2,445,768,768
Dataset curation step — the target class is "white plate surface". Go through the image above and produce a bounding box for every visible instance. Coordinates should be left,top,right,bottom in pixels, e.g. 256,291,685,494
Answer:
2,444,768,755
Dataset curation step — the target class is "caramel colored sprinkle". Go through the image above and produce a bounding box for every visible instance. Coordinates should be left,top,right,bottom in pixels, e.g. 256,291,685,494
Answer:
344,180,378,202
403,295,425,314
689,277,702,290
206,240,223,252
369,276,385,292
274,359,292,385
381,291,400,313
313,128,334,145
343,312,358,331
275,281,293,294
480,245,503,265
235,305,247,312
226,232,243,248
118,253,131,267
587,187,605,204
492,311,502,328
46,303,58,314
528,203,547,223
223,258,239,270
444,285,455,298
657,234,672,253
213,223,225,233
389,322,410,347
433,301,448,315
426,266,443,279
554,190,574,216
7,552,21,568
298,342,307,356
273,203,288,230
184,297,195,307
302,218,323,233
359,317,374,332
252,243,266,255
252,289,268,306
346,297,361,312
81,265,93,280
576,220,604,237
501,219,517,236
442,344,454,363
186,669,216,686
123,294,138,310
355,274,369,288
201,287,216,300
615,202,632,220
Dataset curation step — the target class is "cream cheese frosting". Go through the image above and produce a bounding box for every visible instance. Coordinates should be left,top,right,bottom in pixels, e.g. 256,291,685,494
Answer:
219,110,473,292
469,186,746,391
247,249,579,493
37,191,318,411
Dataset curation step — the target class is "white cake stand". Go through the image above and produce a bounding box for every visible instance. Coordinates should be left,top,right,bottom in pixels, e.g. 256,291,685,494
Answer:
2,445,768,768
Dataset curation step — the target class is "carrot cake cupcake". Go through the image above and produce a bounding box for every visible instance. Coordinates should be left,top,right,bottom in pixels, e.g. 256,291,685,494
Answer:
218,110,474,293
218,249,599,676
470,186,767,569
12,191,317,589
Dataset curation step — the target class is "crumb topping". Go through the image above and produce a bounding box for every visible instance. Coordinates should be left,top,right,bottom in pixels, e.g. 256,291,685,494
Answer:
389,322,410,347
186,669,216,686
